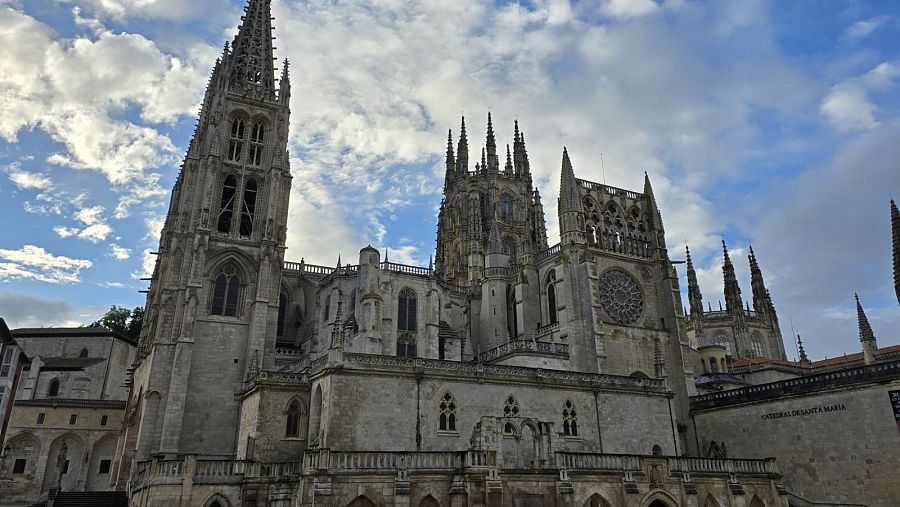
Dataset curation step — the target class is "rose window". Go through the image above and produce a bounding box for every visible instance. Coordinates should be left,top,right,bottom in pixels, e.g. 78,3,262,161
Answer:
598,269,643,324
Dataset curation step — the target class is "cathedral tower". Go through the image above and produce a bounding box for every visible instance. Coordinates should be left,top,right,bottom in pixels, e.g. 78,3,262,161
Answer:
120,0,292,468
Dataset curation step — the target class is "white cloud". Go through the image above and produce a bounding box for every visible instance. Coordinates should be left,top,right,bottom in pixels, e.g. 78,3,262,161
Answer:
4,163,53,190
54,0,234,22
109,244,131,260
820,83,878,131
843,16,889,41
98,281,125,288
74,204,105,225
131,248,156,280
600,0,660,20
78,223,112,242
53,226,79,238
0,245,92,284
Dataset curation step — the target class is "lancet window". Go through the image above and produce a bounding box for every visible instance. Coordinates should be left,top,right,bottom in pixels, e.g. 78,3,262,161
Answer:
248,122,265,166
439,392,457,431
500,194,514,222
217,175,238,234
277,291,288,338
285,399,301,438
547,270,558,325
239,178,258,238
397,288,417,332
714,334,732,356
48,378,60,398
227,118,246,162
397,333,417,357
211,265,241,317
563,399,578,436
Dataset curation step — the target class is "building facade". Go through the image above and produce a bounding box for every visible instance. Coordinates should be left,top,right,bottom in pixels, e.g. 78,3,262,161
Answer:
0,327,136,504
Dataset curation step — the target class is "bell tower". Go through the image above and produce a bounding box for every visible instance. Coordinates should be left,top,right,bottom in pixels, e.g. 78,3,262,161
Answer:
123,0,292,463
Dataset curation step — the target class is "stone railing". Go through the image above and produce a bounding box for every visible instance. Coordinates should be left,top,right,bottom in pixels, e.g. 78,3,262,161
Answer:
536,243,561,263
381,261,431,277
306,450,467,472
283,262,335,275
532,322,560,340
275,347,304,357
483,266,510,278
577,179,642,200
692,359,900,411
342,353,666,392
667,457,778,477
479,339,569,363
557,452,643,472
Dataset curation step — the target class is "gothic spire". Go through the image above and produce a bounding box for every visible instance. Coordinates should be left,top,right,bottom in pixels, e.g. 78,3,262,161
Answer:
797,334,809,364
228,0,277,100
686,245,703,318
748,245,770,315
856,293,877,344
892,199,900,306
278,58,291,105
643,172,663,231
445,129,456,185
485,112,499,172
722,240,743,313
559,147,578,212
456,116,468,173
504,144,513,174
480,147,487,174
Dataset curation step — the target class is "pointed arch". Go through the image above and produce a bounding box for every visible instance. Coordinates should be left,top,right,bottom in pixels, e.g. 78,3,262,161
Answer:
562,399,578,436
703,494,722,507
217,174,238,233
583,493,612,507
419,495,439,507
277,289,289,338
398,287,417,332
1,431,40,477
47,378,60,397
285,397,304,438
211,263,242,317
348,495,376,507
641,490,679,507
438,391,457,432
203,493,232,507
547,283,558,324
308,383,324,445
239,177,258,238
748,495,766,507
248,120,266,166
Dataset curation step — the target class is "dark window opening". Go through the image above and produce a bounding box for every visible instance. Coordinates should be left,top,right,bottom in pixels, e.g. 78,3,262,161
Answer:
249,123,265,166
277,292,288,337
211,265,241,317
239,178,257,237
100,415,109,426
99,460,111,475
397,288,417,332
228,118,245,162
37,413,45,425
13,459,26,474
217,175,237,233
548,284,558,325
286,400,301,438
48,379,60,398
69,414,77,425
79,348,88,358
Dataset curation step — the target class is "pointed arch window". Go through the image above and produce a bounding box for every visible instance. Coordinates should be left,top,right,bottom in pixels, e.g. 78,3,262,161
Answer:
502,237,517,258
439,392,457,432
397,333,417,358
228,118,246,162
499,194,514,222
217,175,237,233
562,399,578,436
503,395,520,417
48,378,60,398
79,348,89,358
277,291,288,337
248,122,265,166
397,288,417,332
713,334,732,356
323,295,331,322
547,284,558,325
239,178,258,238
211,265,241,317
285,399,301,438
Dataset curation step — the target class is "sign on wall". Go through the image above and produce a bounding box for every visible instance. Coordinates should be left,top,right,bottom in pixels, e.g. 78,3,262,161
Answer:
890,390,900,434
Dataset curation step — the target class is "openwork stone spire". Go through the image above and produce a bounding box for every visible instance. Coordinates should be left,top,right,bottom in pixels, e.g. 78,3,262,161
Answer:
856,293,876,344
892,199,899,306
722,240,743,314
456,116,468,173
229,0,277,100
686,246,703,318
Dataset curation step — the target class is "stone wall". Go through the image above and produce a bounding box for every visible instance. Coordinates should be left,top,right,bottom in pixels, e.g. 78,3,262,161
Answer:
692,363,900,507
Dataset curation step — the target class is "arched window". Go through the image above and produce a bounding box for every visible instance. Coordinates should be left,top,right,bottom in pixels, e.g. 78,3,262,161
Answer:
211,265,241,317
397,333,417,357
248,122,265,166
277,291,288,337
709,358,719,373
217,175,238,233
547,283,558,325
502,237,516,258
48,379,60,397
503,395,520,417
439,392,457,431
323,295,331,322
563,399,577,436
227,118,245,162
285,400,301,438
499,194,513,221
397,288,417,332
239,179,257,238
714,334,732,356
79,348,89,358
751,341,764,357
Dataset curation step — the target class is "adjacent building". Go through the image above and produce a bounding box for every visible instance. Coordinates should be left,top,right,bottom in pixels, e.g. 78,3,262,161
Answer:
0,327,136,504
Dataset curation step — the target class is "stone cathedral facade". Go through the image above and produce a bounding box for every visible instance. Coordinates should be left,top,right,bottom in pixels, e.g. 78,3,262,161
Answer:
108,2,833,507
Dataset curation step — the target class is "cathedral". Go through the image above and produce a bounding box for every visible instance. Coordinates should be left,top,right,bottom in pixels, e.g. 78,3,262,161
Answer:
5,1,891,506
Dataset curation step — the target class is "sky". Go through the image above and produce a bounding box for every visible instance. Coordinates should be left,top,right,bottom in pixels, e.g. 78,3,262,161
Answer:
0,0,898,361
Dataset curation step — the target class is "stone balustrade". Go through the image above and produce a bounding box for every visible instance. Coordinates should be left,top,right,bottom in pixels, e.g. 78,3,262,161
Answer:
557,452,643,472
667,457,778,477
479,339,569,362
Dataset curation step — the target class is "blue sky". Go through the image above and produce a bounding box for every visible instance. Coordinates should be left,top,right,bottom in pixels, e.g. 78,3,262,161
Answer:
0,0,898,361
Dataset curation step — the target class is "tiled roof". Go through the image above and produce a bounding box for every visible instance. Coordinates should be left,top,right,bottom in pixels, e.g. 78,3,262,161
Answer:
40,357,106,370
729,343,900,371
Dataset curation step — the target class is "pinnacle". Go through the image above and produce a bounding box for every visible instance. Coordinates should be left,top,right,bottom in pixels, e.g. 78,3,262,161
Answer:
855,293,877,343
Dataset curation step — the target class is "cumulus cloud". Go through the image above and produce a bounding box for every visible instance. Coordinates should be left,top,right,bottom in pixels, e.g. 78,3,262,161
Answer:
821,61,898,131
599,0,660,19
843,16,889,41
4,163,53,190
0,245,92,284
109,244,131,260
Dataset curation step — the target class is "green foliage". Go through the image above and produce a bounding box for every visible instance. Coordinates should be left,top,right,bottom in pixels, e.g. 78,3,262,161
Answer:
91,305,145,340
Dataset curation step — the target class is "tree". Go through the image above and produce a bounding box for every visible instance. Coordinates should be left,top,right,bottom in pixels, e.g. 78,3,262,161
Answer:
92,306,145,340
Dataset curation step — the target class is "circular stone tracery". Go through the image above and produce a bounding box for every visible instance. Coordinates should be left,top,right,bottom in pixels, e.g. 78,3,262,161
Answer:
598,269,643,324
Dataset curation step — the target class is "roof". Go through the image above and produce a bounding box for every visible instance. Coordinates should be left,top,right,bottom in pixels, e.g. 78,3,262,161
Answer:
729,343,900,371
12,326,137,346
0,318,13,345
14,398,127,410
40,357,106,371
